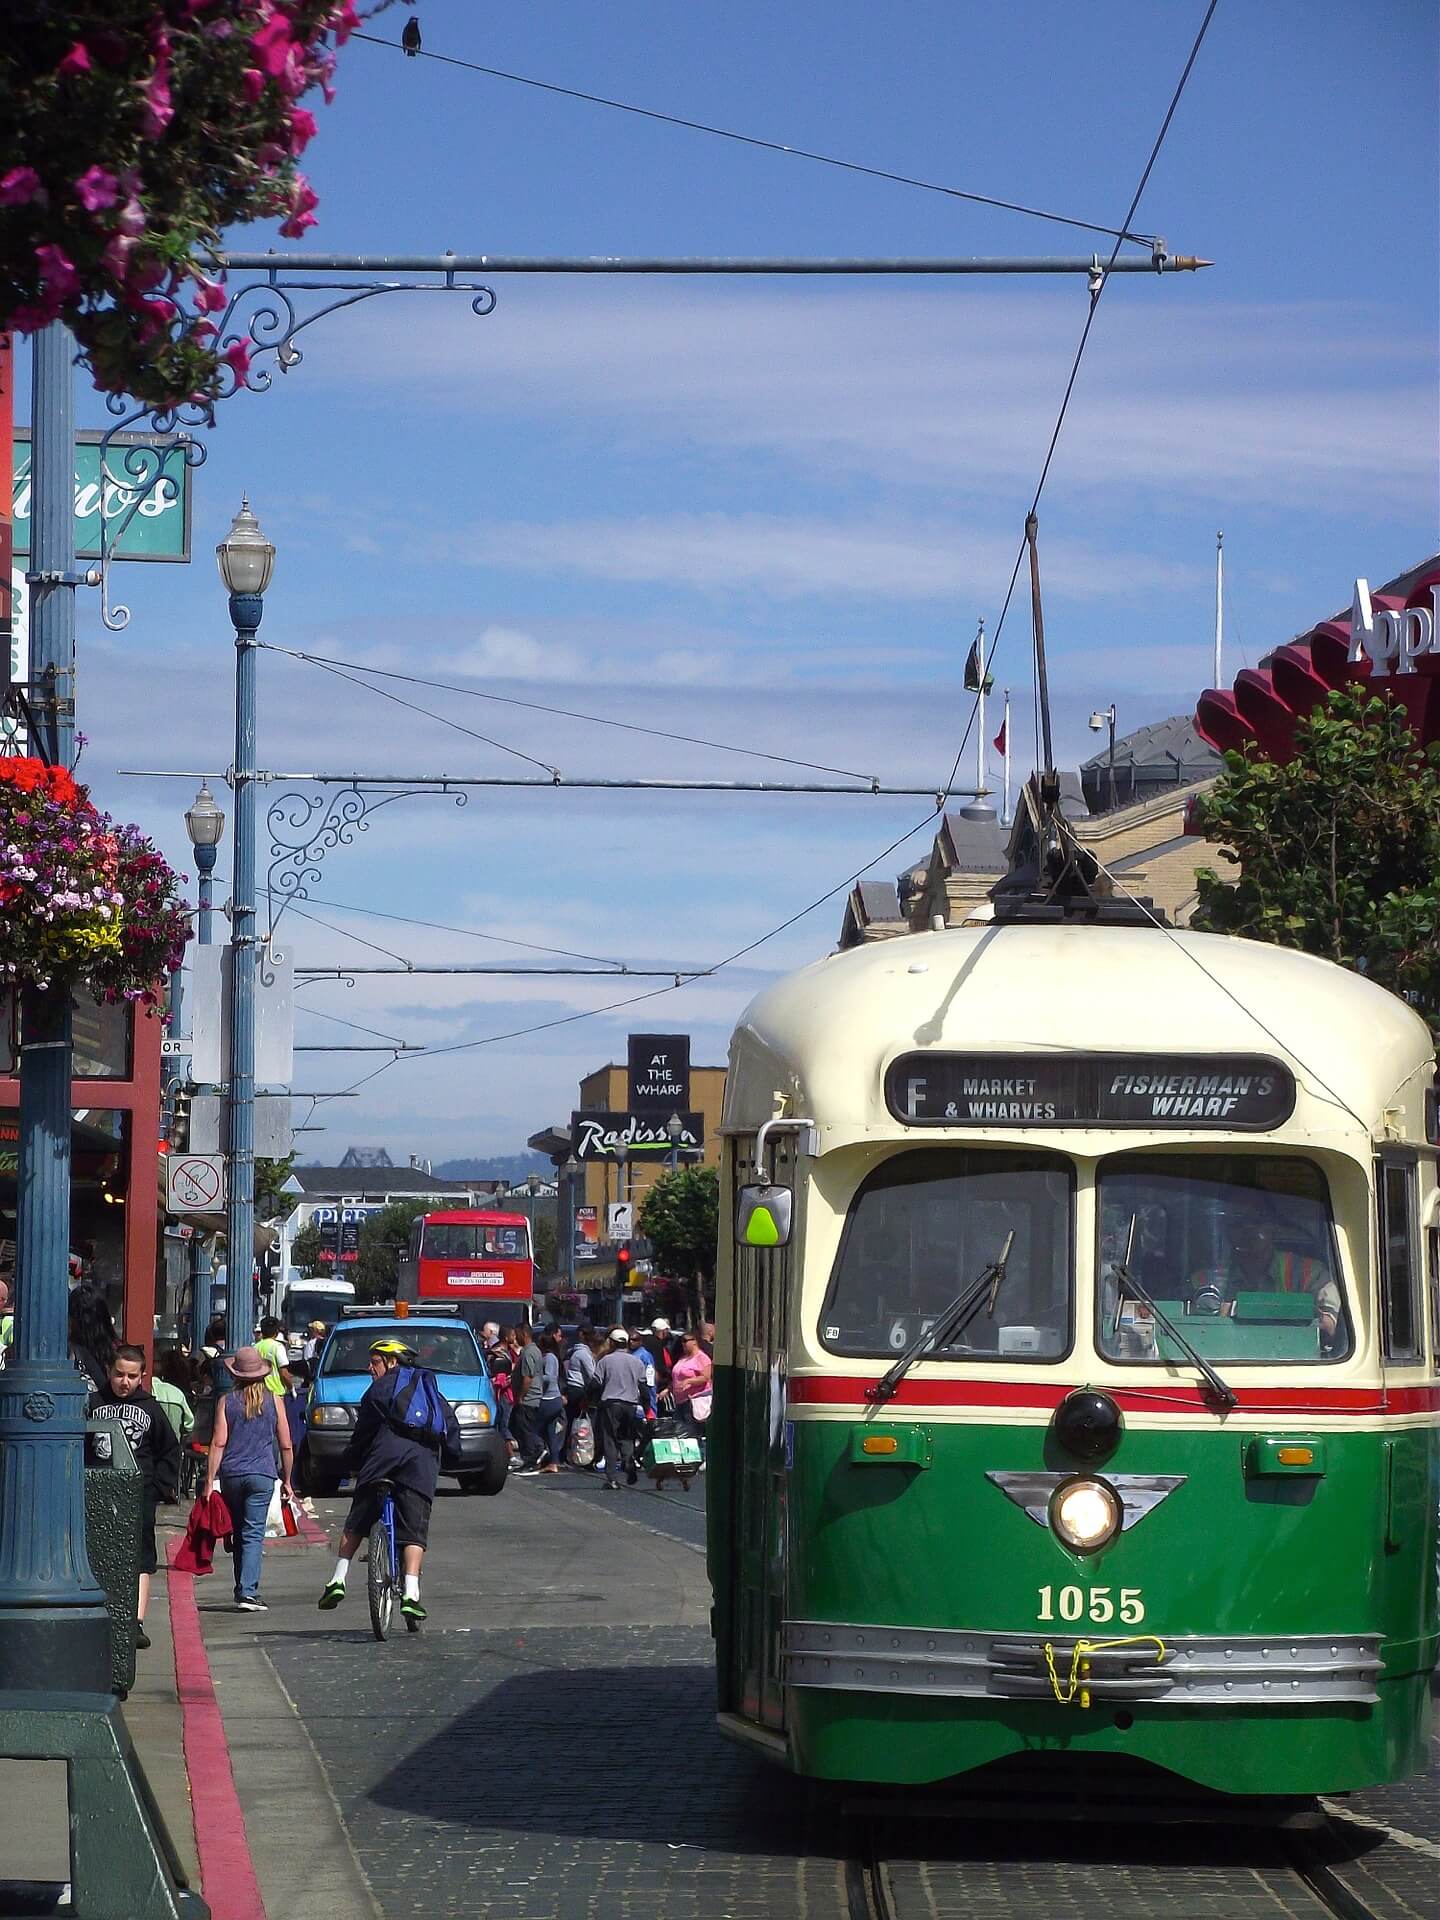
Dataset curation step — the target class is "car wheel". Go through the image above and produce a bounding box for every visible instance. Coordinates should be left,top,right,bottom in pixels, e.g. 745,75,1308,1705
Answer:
464,1457,508,1497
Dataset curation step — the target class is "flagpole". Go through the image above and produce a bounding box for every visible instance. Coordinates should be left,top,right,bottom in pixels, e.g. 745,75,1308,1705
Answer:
1214,530,1224,687
1003,688,1011,827
974,619,986,802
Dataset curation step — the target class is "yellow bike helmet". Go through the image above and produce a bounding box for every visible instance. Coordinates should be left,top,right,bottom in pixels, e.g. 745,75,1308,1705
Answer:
369,1336,418,1362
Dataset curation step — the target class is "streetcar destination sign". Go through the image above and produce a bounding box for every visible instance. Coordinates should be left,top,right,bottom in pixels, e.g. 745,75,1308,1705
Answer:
886,1053,1296,1131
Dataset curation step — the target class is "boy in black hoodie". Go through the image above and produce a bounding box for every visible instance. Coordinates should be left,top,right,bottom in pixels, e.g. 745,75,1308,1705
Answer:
88,1344,181,1649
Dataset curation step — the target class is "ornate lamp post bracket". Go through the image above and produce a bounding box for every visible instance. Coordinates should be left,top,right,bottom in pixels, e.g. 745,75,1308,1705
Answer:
94,269,497,630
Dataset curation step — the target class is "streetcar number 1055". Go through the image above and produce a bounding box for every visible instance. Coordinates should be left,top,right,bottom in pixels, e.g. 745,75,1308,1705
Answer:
1038,1585,1145,1625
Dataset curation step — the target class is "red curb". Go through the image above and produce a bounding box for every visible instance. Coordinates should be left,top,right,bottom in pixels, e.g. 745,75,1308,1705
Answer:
165,1540,268,1920
293,1504,329,1545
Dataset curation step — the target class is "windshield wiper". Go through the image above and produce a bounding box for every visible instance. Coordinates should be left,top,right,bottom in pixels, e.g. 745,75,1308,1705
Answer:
867,1231,1015,1404
1109,1214,1236,1411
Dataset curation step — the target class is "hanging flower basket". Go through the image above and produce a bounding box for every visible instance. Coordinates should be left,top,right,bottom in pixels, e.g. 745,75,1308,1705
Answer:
0,757,189,1002
545,1288,583,1319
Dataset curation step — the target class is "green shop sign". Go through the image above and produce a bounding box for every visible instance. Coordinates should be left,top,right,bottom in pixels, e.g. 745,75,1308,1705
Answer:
13,430,192,563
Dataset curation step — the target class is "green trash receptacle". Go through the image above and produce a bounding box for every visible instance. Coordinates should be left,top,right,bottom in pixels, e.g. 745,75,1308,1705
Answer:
85,1415,142,1695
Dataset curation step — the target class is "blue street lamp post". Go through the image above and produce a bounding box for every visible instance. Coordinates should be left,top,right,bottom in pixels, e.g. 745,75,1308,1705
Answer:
185,784,225,1352
0,325,203,1917
0,324,110,1694
217,503,274,1355
666,1112,684,1174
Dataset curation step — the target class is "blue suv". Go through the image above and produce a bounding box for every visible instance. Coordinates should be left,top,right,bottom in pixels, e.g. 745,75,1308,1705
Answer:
302,1312,507,1497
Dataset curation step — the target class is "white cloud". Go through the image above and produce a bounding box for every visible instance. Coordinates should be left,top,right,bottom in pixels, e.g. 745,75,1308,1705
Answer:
320,287,1437,512
449,623,582,680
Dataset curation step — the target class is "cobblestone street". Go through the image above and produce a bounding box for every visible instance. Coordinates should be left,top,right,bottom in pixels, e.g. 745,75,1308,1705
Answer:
194,1474,1439,1920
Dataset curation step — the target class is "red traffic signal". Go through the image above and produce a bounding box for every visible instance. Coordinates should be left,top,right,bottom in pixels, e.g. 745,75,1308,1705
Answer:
615,1244,632,1283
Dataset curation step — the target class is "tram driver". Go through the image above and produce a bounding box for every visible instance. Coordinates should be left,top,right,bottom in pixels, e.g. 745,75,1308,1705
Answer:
1189,1193,1340,1347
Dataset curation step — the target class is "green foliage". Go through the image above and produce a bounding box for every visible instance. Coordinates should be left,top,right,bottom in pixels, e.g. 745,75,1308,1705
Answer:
638,1167,720,1287
532,1211,558,1279
1192,690,1440,1027
352,1197,428,1305
255,1153,297,1222
289,1219,323,1275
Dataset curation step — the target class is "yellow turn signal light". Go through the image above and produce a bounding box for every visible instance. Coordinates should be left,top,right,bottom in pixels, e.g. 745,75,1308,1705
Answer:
860,1435,900,1455
1275,1446,1315,1467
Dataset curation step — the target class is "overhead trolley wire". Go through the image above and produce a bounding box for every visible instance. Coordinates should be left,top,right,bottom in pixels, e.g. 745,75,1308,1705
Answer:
281,890,637,968
261,642,879,783
293,8,1221,1108
351,31,1157,248
937,0,1221,799
284,650,560,776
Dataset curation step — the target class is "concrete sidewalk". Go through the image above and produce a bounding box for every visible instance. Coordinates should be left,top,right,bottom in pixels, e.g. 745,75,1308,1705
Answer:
0,1504,376,1920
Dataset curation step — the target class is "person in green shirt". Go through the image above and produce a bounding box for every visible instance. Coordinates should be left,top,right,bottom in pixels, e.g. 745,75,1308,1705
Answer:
255,1316,295,1396
151,1349,196,1447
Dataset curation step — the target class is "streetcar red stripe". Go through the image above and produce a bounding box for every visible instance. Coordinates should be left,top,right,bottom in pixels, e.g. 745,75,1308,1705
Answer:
785,1376,1440,1415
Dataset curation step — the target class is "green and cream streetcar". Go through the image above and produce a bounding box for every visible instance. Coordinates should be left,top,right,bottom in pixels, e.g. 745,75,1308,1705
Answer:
708,906,1439,1800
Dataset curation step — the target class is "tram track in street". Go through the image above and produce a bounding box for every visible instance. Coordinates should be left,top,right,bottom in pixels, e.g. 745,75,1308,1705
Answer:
839,1813,1405,1920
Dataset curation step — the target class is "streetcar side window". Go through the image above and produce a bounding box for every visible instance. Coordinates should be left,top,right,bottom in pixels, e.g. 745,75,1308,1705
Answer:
1378,1161,1422,1363
1428,1225,1440,1361
1096,1154,1350,1365
819,1149,1073,1362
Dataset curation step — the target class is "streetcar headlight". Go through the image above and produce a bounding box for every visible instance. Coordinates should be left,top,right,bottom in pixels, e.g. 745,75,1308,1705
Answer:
453,1402,490,1426
1051,1477,1121,1553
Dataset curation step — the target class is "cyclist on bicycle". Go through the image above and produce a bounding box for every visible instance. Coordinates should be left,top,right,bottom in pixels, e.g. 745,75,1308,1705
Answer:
317,1336,460,1624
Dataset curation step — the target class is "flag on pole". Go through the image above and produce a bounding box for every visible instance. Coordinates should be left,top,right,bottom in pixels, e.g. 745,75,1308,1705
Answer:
992,715,1007,755
963,634,993,695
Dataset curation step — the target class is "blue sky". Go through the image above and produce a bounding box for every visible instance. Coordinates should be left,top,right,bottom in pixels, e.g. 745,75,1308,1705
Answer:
30,0,1440,1161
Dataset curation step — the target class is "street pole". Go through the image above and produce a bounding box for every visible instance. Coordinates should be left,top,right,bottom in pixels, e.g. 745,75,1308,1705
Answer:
1107,708,1117,812
0,324,197,1920
217,503,274,1353
0,322,110,1693
185,782,224,1353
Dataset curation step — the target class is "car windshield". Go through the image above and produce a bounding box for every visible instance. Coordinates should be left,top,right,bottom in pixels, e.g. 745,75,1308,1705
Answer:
421,1223,528,1260
282,1291,347,1335
820,1149,1073,1361
319,1327,482,1376
1097,1154,1349,1364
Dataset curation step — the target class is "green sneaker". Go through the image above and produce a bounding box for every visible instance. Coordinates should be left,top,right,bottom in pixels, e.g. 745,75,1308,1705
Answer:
317,1581,347,1611
400,1596,427,1624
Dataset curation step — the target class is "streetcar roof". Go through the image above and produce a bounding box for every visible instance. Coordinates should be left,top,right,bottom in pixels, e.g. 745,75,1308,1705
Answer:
726,924,1434,1144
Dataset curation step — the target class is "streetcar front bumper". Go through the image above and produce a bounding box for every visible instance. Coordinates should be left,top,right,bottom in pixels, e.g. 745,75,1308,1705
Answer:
783,1621,1383,1705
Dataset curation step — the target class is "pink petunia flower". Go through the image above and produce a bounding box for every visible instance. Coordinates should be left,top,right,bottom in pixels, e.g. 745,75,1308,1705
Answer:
140,64,173,138
222,337,252,379
0,166,43,206
57,41,92,76
74,165,120,211
35,244,80,302
101,232,138,278
250,15,294,77
192,272,227,313
241,66,266,103
288,107,318,154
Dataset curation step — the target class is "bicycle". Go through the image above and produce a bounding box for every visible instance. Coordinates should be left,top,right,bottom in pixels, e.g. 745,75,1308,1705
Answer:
366,1480,419,1639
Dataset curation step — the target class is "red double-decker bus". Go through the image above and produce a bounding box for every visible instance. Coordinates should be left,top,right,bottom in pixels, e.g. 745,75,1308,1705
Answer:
396,1209,536,1328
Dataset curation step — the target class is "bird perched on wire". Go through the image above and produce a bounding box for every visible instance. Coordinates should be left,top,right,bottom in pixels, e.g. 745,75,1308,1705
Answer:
401,15,422,56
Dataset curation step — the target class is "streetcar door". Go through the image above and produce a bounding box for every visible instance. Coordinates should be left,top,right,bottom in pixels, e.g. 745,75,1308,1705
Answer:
727,1132,794,1734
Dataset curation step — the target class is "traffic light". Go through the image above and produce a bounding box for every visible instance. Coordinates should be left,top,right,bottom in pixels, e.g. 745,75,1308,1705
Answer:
168,1085,192,1152
615,1243,632,1288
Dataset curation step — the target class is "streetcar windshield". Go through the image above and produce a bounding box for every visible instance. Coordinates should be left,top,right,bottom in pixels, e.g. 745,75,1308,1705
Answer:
1096,1154,1350,1363
820,1149,1073,1360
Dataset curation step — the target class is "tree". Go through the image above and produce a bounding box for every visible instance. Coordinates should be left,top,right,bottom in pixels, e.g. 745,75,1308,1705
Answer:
1192,690,1440,1028
289,1219,323,1275
352,1197,427,1305
532,1212,558,1280
0,2,410,405
639,1168,720,1319
255,1153,298,1223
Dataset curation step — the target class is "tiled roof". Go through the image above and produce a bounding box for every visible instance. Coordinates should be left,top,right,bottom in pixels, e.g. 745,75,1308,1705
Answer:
1081,713,1221,774
292,1166,476,1200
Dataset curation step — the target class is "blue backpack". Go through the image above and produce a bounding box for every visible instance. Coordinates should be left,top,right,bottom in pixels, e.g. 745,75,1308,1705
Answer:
386,1364,449,1448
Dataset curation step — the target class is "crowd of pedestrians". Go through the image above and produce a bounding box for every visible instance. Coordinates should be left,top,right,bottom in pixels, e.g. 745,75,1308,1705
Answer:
482,1316,713,1489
